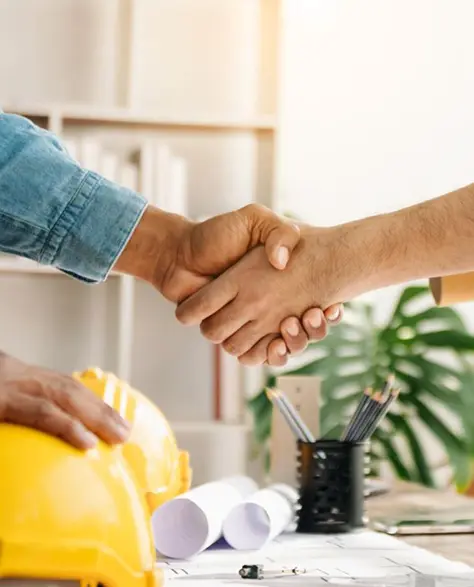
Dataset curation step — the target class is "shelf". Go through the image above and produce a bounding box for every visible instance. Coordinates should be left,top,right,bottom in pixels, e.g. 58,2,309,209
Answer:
3,103,276,132
0,259,120,277
170,421,250,433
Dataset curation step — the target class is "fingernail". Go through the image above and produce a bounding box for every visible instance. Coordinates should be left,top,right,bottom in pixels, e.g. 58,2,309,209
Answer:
309,312,322,329
115,420,131,441
76,425,98,449
277,343,287,356
276,246,289,269
286,323,299,337
327,308,340,321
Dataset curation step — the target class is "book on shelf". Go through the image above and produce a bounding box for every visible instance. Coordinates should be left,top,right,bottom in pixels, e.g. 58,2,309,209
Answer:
120,162,139,192
54,135,189,216
169,156,188,217
137,141,155,203
153,143,171,210
100,152,119,183
63,138,79,163
78,138,101,173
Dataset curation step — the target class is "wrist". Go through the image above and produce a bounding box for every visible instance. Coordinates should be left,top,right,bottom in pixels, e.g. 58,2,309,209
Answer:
303,216,402,305
330,211,411,300
114,205,193,290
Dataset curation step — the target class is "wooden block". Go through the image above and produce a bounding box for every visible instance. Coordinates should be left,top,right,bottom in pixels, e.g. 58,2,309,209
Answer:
269,375,321,487
430,273,474,306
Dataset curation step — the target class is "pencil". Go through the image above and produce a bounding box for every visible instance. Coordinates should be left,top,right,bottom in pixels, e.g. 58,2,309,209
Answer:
381,373,395,399
278,389,316,443
363,388,400,440
265,388,314,442
355,392,383,442
346,391,378,442
342,388,372,441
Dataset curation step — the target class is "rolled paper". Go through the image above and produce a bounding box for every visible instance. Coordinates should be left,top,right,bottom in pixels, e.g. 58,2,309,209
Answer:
152,475,258,559
430,272,474,306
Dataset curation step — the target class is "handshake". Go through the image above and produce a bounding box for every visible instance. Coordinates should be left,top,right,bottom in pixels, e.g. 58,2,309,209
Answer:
116,203,345,367
0,204,347,451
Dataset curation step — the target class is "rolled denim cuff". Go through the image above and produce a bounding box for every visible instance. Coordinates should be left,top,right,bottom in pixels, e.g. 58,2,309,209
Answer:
41,171,147,283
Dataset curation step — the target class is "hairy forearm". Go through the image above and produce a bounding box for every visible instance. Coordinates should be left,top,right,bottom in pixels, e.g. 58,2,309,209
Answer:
335,183,474,300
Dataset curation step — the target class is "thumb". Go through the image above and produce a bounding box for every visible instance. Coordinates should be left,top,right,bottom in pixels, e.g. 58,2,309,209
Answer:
264,222,300,270
238,204,301,270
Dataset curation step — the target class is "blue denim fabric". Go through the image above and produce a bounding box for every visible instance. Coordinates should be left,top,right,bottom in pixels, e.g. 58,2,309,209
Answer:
0,113,147,283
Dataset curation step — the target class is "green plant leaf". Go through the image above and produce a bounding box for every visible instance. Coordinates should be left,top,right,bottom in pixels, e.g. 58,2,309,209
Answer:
394,370,463,411
403,307,467,332
404,354,463,381
387,413,435,487
376,433,412,480
248,284,474,490
390,286,430,321
417,330,474,351
410,396,471,488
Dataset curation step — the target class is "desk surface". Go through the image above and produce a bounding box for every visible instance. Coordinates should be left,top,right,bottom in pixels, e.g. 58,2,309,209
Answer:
367,480,474,565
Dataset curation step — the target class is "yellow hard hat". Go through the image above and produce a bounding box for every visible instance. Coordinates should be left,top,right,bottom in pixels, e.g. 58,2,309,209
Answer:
0,367,191,585
74,368,192,513
0,423,161,586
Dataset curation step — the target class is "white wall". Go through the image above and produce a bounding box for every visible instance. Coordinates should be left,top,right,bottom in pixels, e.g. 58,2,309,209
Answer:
276,0,474,320
276,0,474,225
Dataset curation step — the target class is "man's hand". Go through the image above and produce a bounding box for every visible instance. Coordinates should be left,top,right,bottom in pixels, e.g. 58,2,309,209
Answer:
0,352,130,449
115,204,302,303
175,227,347,360
265,304,344,367
116,207,344,365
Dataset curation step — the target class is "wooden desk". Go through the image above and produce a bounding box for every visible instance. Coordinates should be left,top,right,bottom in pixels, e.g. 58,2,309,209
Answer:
367,481,474,565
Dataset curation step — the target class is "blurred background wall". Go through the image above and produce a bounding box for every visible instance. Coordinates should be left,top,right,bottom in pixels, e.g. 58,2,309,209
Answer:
2,0,474,485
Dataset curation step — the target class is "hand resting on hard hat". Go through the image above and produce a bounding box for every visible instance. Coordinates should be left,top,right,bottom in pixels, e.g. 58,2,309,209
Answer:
0,351,130,449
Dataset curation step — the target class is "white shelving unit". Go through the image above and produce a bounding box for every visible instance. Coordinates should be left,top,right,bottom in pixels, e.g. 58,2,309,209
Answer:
0,0,281,480
4,103,276,133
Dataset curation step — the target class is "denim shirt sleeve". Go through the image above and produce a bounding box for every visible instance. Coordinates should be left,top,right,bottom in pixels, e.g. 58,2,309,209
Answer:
0,113,147,283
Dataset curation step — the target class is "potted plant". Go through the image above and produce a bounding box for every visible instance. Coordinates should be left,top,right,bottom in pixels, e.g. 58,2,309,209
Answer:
248,286,474,491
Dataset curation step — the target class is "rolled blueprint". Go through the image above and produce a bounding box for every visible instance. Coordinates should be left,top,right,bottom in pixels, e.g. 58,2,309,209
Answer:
152,475,258,559
222,483,298,550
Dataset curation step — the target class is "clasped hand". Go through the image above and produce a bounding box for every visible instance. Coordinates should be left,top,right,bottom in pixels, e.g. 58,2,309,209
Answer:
0,204,342,452
156,205,343,366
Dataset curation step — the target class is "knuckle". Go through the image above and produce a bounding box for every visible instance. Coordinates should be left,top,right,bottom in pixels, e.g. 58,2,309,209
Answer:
36,398,56,420
175,306,189,325
200,321,223,344
62,417,79,440
222,339,241,356
243,203,267,216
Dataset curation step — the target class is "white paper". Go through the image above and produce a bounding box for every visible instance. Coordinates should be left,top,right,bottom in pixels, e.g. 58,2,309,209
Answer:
158,530,474,585
222,483,298,550
152,475,258,559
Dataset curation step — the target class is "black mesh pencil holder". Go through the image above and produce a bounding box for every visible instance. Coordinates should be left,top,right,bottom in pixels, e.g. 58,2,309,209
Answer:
296,439,366,534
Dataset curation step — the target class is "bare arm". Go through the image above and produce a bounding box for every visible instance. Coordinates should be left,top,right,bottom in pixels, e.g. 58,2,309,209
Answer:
175,182,474,362
333,182,474,301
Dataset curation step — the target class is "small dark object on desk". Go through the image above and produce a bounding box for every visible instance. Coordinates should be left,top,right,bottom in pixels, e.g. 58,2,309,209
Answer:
239,565,264,580
239,565,306,579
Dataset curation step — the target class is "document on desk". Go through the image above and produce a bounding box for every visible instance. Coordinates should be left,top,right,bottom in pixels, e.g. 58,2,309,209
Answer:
157,530,474,585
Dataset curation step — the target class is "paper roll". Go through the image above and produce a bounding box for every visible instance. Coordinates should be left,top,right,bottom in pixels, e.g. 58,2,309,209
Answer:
151,475,258,559
222,484,298,550
429,272,474,306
